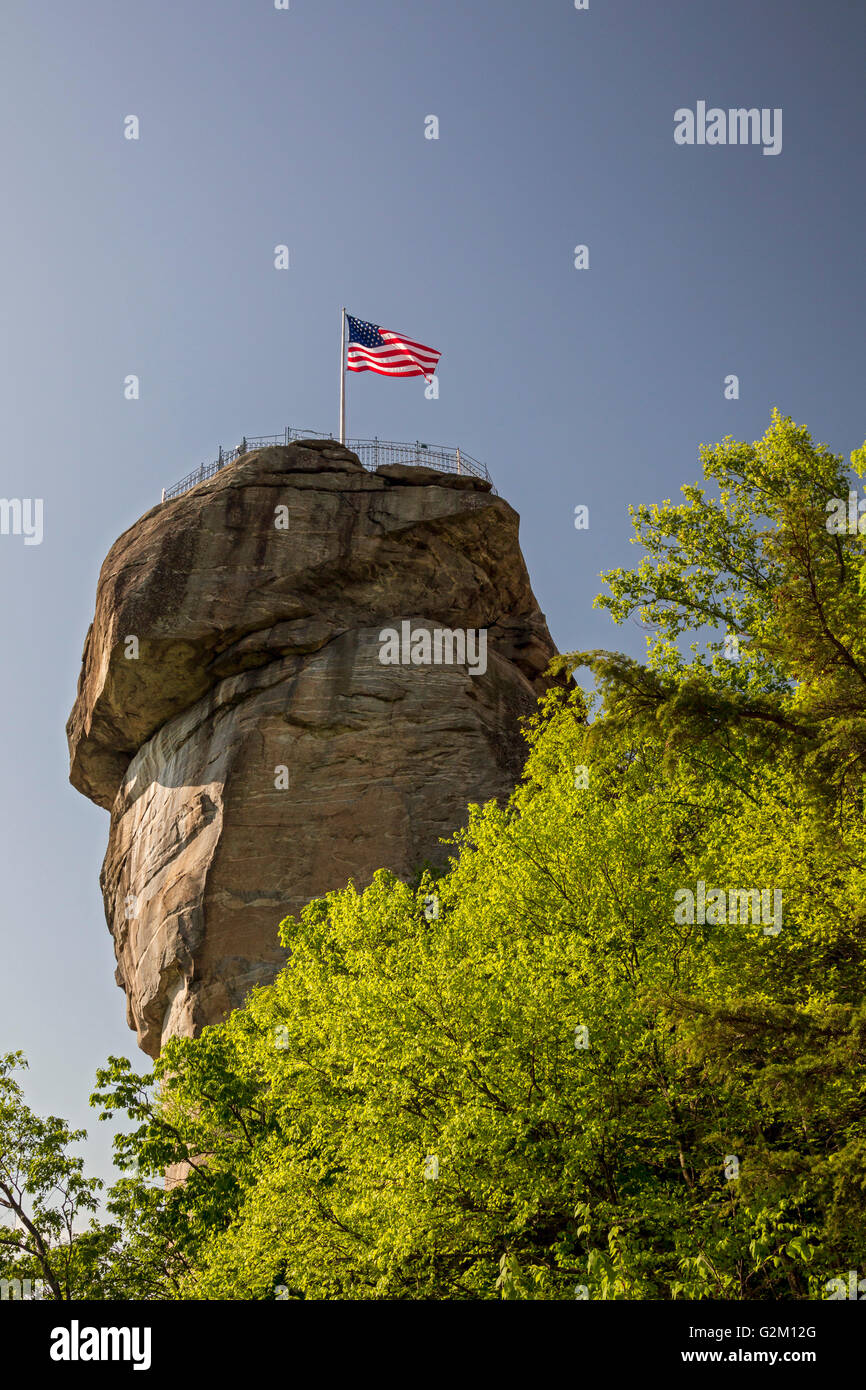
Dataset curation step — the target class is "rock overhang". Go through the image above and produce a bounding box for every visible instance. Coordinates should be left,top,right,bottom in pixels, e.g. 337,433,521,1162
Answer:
67,441,537,809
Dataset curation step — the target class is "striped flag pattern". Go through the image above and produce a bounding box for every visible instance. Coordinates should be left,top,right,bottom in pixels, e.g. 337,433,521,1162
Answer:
346,315,441,383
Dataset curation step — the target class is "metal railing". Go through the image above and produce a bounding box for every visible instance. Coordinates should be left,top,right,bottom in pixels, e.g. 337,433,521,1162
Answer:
161,427,491,502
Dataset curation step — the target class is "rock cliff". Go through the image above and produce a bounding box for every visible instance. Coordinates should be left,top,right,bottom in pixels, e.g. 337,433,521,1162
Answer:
67,440,558,1057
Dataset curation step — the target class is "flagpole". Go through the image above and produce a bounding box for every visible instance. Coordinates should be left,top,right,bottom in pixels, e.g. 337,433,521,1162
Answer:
339,307,346,444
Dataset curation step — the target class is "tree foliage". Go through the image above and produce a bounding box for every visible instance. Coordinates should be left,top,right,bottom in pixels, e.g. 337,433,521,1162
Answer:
0,1052,107,1299
9,411,866,1300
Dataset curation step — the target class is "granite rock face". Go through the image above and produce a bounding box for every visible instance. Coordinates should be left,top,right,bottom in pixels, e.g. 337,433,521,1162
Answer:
67,441,558,1057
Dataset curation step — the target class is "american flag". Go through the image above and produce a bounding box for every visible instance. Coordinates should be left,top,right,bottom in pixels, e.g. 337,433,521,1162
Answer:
346,315,441,383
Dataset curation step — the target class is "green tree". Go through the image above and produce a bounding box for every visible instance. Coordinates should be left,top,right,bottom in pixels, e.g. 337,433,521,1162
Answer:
584,408,866,798
11,410,866,1302
0,1052,105,1299
93,687,865,1298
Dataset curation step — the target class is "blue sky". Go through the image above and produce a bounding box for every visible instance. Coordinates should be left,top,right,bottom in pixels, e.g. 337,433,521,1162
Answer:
1,0,865,1187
